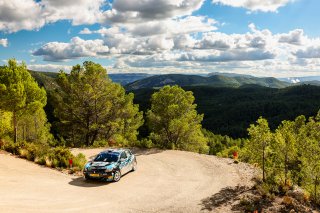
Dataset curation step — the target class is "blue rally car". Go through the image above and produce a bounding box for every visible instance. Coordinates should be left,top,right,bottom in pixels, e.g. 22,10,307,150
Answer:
83,149,137,182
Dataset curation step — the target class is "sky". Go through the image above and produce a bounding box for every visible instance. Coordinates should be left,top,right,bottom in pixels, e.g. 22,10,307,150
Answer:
0,0,320,77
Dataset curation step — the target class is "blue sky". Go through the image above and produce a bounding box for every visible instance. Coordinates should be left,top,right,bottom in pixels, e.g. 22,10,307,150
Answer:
0,0,320,77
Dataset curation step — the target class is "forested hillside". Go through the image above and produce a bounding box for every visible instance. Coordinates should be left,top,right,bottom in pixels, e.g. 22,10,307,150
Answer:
133,85,320,138
28,70,320,138
125,74,291,90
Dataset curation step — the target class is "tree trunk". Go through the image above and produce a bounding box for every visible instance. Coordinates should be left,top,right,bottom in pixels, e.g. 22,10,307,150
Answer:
285,152,288,186
262,143,266,182
34,116,38,141
22,124,25,141
13,111,17,143
90,130,98,146
315,176,318,202
85,134,90,147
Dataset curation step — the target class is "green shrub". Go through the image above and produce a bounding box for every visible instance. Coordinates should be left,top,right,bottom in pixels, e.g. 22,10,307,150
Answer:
48,146,73,168
3,140,21,155
91,140,108,148
34,156,46,165
136,138,154,148
17,142,49,162
217,145,240,158
73,153,87,170
24,143,39,161
2,139,81,170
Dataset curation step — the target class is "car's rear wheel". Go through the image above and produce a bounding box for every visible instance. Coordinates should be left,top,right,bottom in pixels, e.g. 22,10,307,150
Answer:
113,170,121,182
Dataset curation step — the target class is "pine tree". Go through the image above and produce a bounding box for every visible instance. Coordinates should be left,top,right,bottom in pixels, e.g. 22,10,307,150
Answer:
52,61,143,146
147,85,208,153
0,59,47,143
246,117,273,182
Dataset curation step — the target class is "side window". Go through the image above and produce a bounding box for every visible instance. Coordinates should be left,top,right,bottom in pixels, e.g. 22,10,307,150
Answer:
125,150,131,157
120,152,127,159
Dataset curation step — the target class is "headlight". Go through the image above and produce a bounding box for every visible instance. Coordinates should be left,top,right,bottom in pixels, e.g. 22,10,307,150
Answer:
105,166,113,172
84,162,91,171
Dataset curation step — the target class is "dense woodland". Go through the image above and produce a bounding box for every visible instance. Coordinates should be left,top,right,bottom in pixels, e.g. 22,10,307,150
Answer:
1,59,320,203
133,85,320,138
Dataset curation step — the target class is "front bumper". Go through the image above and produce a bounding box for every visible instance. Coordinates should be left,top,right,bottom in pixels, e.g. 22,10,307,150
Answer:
83,170,114,181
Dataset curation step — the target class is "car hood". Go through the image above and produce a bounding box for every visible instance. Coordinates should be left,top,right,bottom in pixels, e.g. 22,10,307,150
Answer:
86,161,117,169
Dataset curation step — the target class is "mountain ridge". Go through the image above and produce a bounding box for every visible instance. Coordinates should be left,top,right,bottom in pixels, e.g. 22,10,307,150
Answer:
125,74,291,90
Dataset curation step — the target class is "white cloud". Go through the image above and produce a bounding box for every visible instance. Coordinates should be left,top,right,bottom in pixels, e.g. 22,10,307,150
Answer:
33,37,109,61
0,0,105,32
27,64,72,72
124,16,217,37
278,29,305,45
105,0,205,23
294,46,320,59
0,38,8,47
0,0,206,33
40,15,217,59
3,0,318,77
212,0,294,12
179,49,275,62
0,0,45,32
79,28,92,35
41,0,105,25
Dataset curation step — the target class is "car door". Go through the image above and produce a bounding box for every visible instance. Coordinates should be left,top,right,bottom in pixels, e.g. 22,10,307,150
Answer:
119,151,129,174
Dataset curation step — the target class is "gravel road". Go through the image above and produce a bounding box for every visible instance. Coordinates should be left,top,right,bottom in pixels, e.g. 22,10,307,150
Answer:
0,149,255,212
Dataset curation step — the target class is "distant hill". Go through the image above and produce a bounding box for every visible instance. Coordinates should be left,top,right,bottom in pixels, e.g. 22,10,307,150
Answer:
125,74,291,90
297,80,320,86
28,70,151,86
108,73,151,85
28,70,59,91
27,70,320,138
133,85,320,138
207,72,253,78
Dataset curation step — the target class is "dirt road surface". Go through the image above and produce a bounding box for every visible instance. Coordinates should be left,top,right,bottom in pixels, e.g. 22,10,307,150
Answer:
0,149,255,212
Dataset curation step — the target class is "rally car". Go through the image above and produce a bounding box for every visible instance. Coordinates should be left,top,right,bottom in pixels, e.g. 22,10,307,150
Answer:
83,149,137,182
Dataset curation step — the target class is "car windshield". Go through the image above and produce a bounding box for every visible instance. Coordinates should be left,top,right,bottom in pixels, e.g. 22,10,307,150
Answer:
94,152,119,162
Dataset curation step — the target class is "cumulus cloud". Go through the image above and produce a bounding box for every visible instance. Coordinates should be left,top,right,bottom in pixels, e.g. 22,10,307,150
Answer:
37,15,218,59
279,29,305,45
294,46,320,59
4,0,319,77
27,64,72,72
125,16,217,37
179,49,275,62
35,21,320,78
33,37,109,61
41,0,105,25
34,23,280,64
212,0,293,12
0,0,105,32
0,38,8,47
105,0,204,23
79,28,92,35
0,0,45,32
0,0,207,32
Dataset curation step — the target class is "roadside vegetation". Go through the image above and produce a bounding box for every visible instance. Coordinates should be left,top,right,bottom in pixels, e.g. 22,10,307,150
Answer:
1,59,320,207
241,113,320,205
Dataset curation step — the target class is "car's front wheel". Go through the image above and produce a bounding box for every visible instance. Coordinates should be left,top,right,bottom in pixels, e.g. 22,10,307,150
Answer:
131,162,137,172
84,174,91,180
113,170,121,182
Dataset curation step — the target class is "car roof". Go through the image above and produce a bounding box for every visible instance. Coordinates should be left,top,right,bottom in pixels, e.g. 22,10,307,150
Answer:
100,148,130,154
